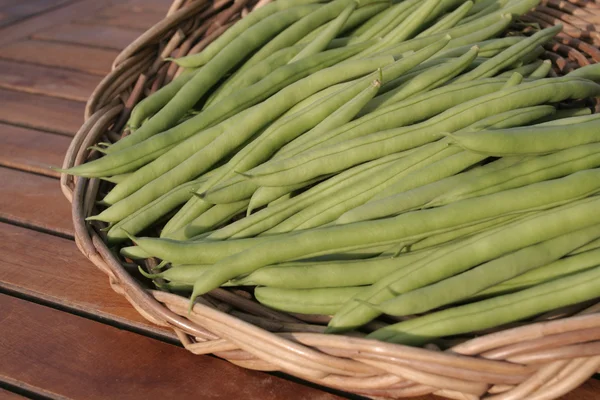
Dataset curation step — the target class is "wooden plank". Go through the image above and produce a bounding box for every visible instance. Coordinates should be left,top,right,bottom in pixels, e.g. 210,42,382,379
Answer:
0,294,344,400
0,167,73,237
0,59,98,101
564,380,600,400
0,0,114,47
0,123,70,177
124,0,173,14
0,39,118,76
0,88,84,136
0,388,28,400
80,4,166,31
0,0,73,29
33,23,144,51
0,222,172,338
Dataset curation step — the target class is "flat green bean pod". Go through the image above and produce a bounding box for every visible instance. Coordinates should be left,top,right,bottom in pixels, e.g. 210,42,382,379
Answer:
446,118,600,156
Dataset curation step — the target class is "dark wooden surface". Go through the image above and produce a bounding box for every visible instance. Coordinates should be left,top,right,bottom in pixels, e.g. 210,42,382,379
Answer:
0,1,597,399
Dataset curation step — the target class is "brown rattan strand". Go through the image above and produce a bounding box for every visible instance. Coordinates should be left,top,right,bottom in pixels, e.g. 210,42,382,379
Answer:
60,0,600,398
481,327,600,359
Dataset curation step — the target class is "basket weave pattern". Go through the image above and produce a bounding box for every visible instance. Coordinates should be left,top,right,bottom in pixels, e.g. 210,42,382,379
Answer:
61,1,600,398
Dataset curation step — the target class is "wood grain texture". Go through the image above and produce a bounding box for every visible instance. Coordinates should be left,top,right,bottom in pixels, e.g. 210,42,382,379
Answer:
80,3,167,31
0,0,113,47
0,294,344,400
0,123,71,177
0,167,73,237
0,59,98,101
0,0,73,28
0,222,173,338
0,39,118,75
33,23,144,50
0,88,84,135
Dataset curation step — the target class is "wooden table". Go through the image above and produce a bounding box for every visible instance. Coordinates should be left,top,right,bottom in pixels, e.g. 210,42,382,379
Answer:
0,1,598,399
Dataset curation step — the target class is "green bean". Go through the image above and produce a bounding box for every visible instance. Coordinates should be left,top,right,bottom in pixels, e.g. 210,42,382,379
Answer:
326,105,554,227
121,245,151,260
175,0,323,68
339,2,391,35
230,0,355,79
351,0,420,43
348,1,390,36
367,263,600,345
161,195,213,237
163,200,249,241
535,112,600,126
204,45,305,109
472,247,600,300
254,286,365,315
247,176,329,215
68,35,371,181
127,69,197,131
378,224,600,317
465,0,498,15
265,143,459,234
94,56,392,221
188,169,600,302
198,73,382,202
497,60,543,78
113,43,375,188
138,264,212,284
445,13,512,50
262,77,511,169
337,157,527,224
329,195,600,333
109,4,322,154
208,151,411,240
99,172,132,184
408,213,530,252
447,118,600,156
244,77,600,188
360,0,442,57
439,0,538,39
458,0,509,26
128,234,279,265
106,176,209,243
454,25,561,83
203,72,381,204
532,107,592,124
528,59,552,78
362,46,479,114
293,2,358,63
428,143,600,208
569,238,600,256
416,1,474,37
567,62,600,81
233,246,438,289
436,36,523,59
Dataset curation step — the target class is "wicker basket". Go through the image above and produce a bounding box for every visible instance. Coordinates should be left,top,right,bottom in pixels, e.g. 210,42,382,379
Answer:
61,1,600,398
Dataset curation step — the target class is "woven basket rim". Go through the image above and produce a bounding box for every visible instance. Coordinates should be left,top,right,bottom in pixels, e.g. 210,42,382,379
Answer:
60,1,600,398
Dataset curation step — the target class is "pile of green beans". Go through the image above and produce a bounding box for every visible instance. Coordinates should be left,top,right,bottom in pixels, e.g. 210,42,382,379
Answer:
63,0,600,347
